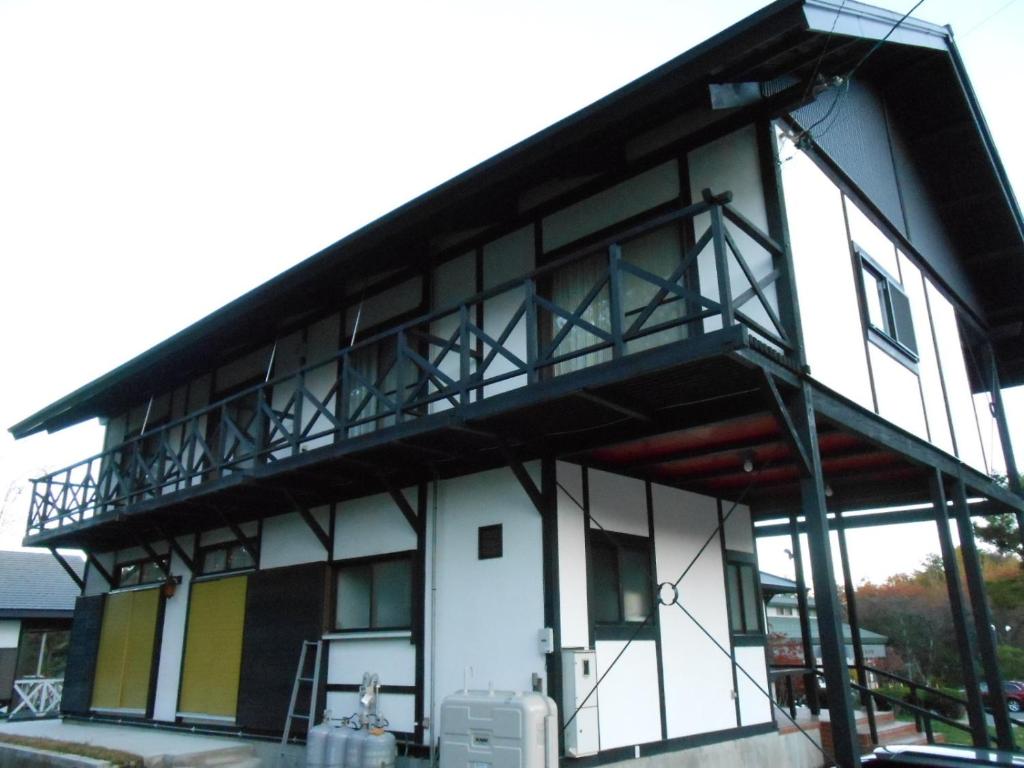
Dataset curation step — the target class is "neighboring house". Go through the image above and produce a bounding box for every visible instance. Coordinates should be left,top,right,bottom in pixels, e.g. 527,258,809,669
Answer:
0,550,84,712
7,2,1024,766
766,594,888,666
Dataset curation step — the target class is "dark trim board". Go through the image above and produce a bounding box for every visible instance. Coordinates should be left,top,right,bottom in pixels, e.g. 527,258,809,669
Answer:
566,722,778,768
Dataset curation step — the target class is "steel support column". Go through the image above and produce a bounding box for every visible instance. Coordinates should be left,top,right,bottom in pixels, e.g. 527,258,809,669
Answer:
983,345,1024,552
540,457,563,756
794,384,859,768
789,516,819,715
837,515,876,745
952,474,1014,749
930,470,988,747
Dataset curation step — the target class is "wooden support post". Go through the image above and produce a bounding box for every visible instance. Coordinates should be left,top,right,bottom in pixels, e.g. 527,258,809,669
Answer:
930,470,988,747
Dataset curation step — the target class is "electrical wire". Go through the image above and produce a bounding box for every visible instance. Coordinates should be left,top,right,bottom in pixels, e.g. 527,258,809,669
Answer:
794,0,927,149
961,0,1021,38
846,0,928,79
798,0,849,107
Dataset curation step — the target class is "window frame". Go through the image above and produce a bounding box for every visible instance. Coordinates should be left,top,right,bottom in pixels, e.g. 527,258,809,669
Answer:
197,540,256,576
724,550,765,644
587,530,656,640
332,551,415,634
854,245,919,365
114,554,169,589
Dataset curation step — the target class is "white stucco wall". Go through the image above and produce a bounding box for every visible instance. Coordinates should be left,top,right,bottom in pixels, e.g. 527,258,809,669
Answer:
556,462,589,649
0,620,20,649
426,465,547,739
260,506,331,570
152,543,194,721
653,485,736,737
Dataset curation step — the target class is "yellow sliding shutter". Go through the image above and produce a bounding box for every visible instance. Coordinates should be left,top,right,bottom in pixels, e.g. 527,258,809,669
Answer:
179,575,248,718
91,588,160,712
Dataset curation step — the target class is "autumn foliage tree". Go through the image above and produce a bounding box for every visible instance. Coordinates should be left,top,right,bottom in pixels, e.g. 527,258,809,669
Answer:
853,548,1024,686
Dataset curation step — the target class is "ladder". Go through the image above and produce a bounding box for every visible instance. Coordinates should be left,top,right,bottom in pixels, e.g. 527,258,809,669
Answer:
280,640,323,758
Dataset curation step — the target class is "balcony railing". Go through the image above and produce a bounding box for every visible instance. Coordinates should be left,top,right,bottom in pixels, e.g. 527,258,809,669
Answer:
27,190,793,538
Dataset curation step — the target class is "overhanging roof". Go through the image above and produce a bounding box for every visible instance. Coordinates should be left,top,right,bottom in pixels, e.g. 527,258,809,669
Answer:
11,0,1023,439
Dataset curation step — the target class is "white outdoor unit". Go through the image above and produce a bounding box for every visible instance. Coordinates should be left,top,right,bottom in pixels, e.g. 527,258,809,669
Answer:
560,649,599,758
440,689,558,768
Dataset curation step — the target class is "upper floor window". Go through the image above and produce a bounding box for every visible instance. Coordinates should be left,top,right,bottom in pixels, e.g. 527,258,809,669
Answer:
856,246,918,361
334,553,413,631
199,541,255,575
115,555,168,588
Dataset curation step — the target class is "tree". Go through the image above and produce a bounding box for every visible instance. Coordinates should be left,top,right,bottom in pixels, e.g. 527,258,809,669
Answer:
975,474,1024,561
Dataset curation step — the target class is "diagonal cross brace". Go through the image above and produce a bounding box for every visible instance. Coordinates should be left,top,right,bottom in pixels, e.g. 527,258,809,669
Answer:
154,525,196,575
48,548,84,591
86,553,115,589
134,534,172,580
279,489,331,553
382,477,419,532
497,441,544,515
763,370,813,476
217,511,259,563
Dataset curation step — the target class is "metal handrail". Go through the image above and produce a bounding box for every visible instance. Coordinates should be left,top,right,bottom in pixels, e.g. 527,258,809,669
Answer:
772,662,986,747
26,190,793,537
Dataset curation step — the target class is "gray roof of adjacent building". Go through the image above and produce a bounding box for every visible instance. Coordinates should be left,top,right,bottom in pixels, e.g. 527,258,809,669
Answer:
0,550,83,618
767,614,887,646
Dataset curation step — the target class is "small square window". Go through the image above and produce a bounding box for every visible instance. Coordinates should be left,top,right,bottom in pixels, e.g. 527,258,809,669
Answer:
334,555,412,631
588,533,653,627
478,524,503,560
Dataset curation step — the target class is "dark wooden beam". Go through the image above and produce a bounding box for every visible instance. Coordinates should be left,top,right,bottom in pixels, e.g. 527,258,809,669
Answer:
48,548,84,592
217,511,259,563
497,441,544,515
134,534,172,579
382,477,418,532
86,553,114,589
155,525,196,575
755,499,1002,537
296,506,331,553
573,389,652,422
762,371,813,476
275,489,331,553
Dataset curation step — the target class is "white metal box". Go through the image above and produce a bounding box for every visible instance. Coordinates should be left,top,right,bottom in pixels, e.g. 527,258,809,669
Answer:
440,690,558,768
560,649,599,758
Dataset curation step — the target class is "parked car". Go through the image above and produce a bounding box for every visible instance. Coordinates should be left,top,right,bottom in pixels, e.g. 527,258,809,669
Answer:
862,744,1024,766
979,681,1024,713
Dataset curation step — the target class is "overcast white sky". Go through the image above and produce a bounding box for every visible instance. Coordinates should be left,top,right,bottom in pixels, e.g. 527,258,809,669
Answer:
0,0,1021,584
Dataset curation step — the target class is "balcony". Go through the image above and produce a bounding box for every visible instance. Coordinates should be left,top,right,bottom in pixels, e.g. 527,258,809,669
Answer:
26,191,797,546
